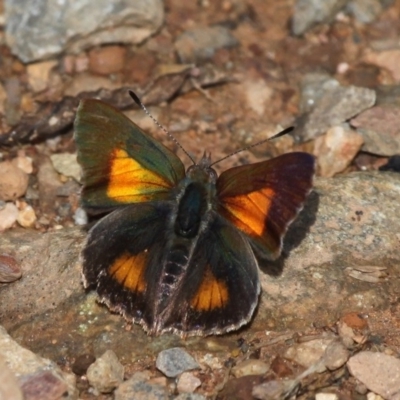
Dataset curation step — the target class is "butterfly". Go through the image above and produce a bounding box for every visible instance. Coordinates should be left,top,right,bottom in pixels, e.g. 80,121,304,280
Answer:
74,93,315,337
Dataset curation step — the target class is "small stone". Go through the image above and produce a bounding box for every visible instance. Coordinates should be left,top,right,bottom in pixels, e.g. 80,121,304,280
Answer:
231,359,270,378
11,156,33,174
0,161,29,201
366,392,385,400
71,354,96,376
114,372,167,400
177,372,201,394
175,394,207,400
175,26,238,63
17,203,37,228
243,79,273,116
350,105,400,156
322,341,349,370
0,202,19,232
314,125,364,177
252,379,295,400
20,370,68,400
284,338,334,373
86,350,124,394
88,45,127,75
292,0,347,36
364,48,400,82
26,60,58,92
73,207,88,226
0,254,21,283
50,153,81,182
315,393,339,400
347,351,400,400
156,348,199,378
346,0,382,23
296,80,376,142
37,157,63,214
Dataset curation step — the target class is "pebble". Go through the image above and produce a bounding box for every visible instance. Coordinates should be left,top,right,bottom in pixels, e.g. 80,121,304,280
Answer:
88,45,127,75
347,351,400,400
71,353,96,376
20,370,69,400
11,155,33,174
346,0,383,23
297,82,376,142
175,394,207,400
231,359,270,378
350,105,400,156
174,26,238,63
0,202,19,232
315,393,339,400
86,350,124,394
0,161,29,201
322,341,349,370
73,207,88,226
367,393,385,400
314,125,364,177
291,0,347,35
37,157,62,214
243,79,273,116
114,372,167,400
26,60,58,92
177,372,201,394
17,203,37,228
156,348,199,378
364,49,400,82
50,153,81,182
284,338,334,373
252,379,295,400
0,254,21,283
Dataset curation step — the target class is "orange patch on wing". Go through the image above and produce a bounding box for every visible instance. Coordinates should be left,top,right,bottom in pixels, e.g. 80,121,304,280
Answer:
219,188,275,238
191,267,228,311
107,148,171,202
109,251,147,292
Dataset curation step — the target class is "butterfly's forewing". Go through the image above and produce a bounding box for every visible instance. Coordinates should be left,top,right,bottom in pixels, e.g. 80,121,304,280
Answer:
74,100,185,211
216,152,315,259
159,215,260,335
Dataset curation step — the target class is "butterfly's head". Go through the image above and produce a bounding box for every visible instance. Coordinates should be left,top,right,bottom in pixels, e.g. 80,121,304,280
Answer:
186,151,218,184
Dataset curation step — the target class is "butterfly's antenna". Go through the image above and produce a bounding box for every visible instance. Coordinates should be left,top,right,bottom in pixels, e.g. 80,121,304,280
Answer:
210,126,294,167
129,91,196,164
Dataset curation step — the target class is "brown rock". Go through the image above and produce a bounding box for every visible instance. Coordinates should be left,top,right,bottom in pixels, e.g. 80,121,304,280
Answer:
88,46,127,75
314,126,364,177
0,161,29,201
0,254,21,283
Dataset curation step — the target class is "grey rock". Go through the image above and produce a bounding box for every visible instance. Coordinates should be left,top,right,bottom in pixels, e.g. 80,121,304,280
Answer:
347,351,400,400
296,78,376,141
0,325,77,399
156,348,199,378
175,26,238,63
86,350,124,393
292,0,348,36
346,0,383,23
5,0,164,63
350,105,400,156
175,394,207,400
114,372,167,400
323,341,349,370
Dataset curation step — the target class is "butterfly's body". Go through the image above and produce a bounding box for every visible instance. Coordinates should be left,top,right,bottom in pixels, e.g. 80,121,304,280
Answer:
75,99,315,336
